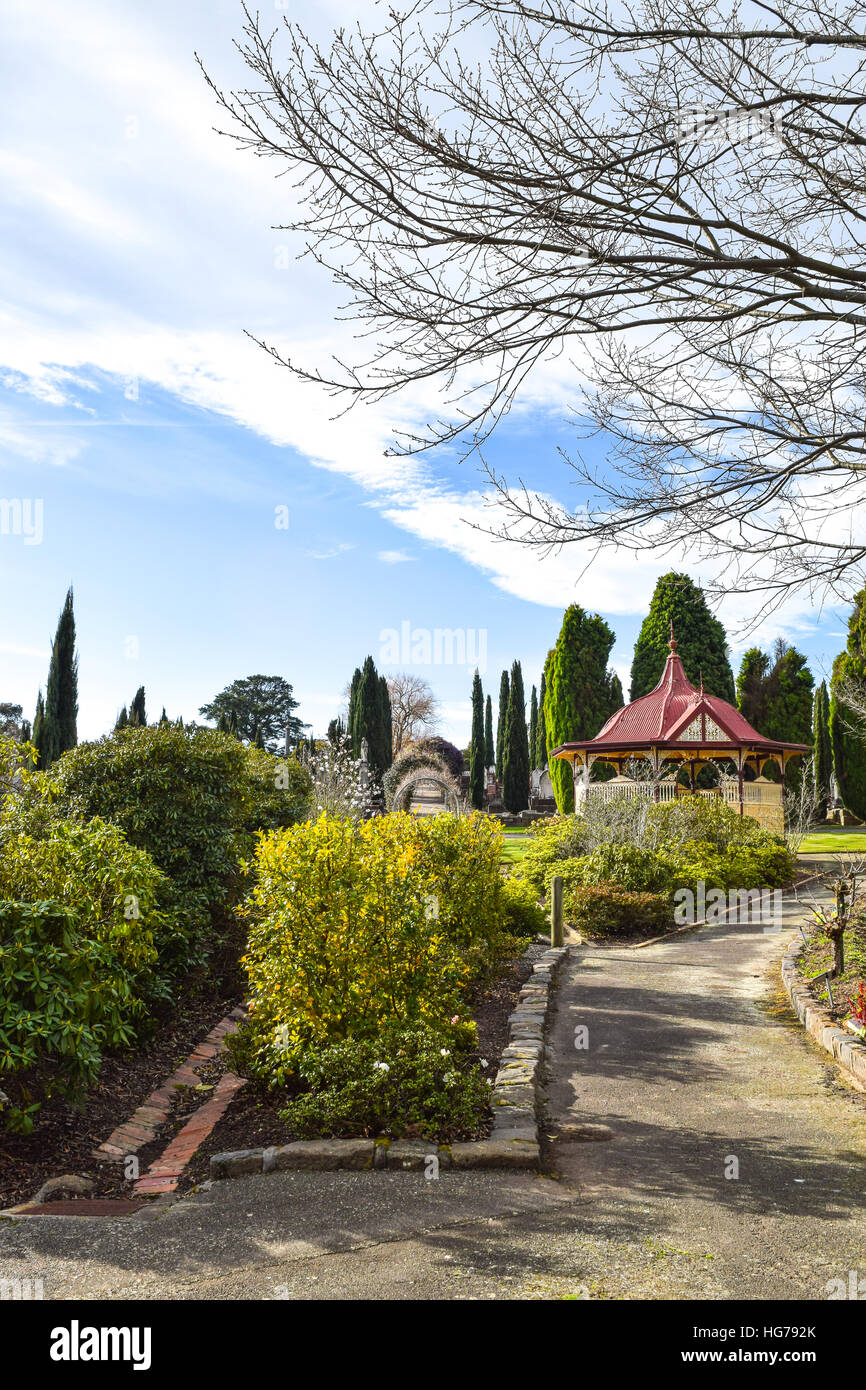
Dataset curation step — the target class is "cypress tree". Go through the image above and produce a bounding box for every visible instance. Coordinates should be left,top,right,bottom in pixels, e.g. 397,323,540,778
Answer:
484,695,494,770
736,648,770,728
535,670,547,769
528,685,538,771
469,669,485,809
347,667,363,750
495,670,509,779
115,706,129,730
813,681,832,817
378,674,393,771
831,589,866,818
502,661,530,813
42,587,78,768
129,686,147,727
630,572,735,702
159,707,169,725
544,605,618,812
32,689,46,769
19,718,31,745
351,656,391,779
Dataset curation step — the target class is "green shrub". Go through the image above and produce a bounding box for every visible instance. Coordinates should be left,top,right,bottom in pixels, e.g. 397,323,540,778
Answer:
237,812,475,1083
564,882,673,938
0,899,154,1125
500,875,547,937
0,811,174,989
647,795,774,851
414,812,504,952
24,725,312,970
545,843,673,895
280,1021,489,1140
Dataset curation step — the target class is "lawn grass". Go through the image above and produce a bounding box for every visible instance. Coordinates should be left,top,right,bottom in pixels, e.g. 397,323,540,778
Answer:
500,839,532,864
798,828,866,853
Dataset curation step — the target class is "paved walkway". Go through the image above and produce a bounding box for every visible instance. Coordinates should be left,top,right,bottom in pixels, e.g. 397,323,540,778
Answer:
1,891,864,1299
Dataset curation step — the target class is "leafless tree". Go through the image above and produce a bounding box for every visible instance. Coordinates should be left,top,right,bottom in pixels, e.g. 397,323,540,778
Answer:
204,0,866,613
386,672,439,752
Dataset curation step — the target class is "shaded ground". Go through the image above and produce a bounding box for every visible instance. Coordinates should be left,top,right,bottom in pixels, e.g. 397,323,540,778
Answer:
3,888,864,1300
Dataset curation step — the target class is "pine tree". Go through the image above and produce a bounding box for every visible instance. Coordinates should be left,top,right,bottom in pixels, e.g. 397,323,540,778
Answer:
831,589,866,818
502,661,530,812
630,572,735,702
813,681,832,817
495,670,509,778
528,685,538,771
484,695,494,771
535,670,547,769
736,648,771,728
40,587,78,768
129,686,146,727
544,605,619,812
469,669,485,809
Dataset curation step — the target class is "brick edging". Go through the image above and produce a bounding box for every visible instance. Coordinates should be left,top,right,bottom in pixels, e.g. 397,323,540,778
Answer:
210,945,570,1180
781,941,866,1090
93,1007,246,1163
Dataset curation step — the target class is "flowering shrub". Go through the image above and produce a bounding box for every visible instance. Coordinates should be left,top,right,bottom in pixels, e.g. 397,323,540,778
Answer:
234,810,511,1085
280,1021,489,1140
298,735,375,820
500,874,548,937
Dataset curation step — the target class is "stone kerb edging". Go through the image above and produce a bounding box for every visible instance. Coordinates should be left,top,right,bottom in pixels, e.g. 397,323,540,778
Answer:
781,940,866,1091
210,945,570,1181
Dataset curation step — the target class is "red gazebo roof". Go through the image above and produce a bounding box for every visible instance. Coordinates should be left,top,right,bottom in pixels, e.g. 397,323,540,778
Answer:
552,629,809,759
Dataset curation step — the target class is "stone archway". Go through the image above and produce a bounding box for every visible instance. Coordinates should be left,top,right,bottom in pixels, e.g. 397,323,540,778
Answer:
392,770,464,816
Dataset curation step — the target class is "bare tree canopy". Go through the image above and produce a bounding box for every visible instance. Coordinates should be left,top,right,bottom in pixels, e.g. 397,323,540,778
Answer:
386,672,440,752
206,0,866,610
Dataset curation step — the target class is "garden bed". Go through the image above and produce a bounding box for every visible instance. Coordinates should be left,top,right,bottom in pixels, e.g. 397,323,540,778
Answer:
0,985,241,1210
179,939,546,1192
797,923,866,1022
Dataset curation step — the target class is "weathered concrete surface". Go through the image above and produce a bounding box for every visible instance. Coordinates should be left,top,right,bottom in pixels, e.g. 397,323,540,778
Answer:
2,889,863,1300
545,889,866,1300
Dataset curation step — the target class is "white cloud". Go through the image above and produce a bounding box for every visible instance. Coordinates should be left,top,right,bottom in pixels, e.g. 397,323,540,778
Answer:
378,549,413,564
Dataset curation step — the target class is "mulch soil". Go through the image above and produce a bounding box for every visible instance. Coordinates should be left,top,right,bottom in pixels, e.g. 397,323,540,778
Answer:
179,938,547,1192
0,986,241,1210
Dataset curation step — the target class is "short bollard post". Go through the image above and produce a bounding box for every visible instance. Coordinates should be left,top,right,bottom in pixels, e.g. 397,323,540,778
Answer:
551,875,564,947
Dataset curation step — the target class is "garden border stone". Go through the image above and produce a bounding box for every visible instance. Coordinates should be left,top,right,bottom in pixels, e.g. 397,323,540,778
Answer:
209,944,570,1181
781,939,866,1092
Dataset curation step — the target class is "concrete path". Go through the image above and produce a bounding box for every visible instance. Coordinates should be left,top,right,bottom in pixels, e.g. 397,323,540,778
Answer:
546,888,866,1299
2,891,863,1300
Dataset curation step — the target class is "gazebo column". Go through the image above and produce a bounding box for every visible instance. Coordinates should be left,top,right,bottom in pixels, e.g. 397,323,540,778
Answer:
651,747,660,803
737,749,744,816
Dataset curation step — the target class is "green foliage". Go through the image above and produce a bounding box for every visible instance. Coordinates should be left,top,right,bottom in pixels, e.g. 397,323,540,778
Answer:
484,694,494,770
736,648,770,728
495,669,509,778
535,669,547,769
543,606,620,812
27,724,311,970
469,669,485,810
502,660,530,813
36,588,78,770
630,573,734,702
831,590,866,819
348,656,392,779
0,898,156,1123
564,883,673,938
199,674,306,753
528,685,538,774
813,681,832,816
279,1022,489,1140
236,811,508,1084
500,874,547,937
129,686,147,727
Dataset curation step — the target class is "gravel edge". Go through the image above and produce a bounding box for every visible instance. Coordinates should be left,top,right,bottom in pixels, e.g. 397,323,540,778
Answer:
781,940,866,1091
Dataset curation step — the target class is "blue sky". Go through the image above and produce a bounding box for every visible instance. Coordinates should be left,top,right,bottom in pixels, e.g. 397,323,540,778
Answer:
0,0,850,744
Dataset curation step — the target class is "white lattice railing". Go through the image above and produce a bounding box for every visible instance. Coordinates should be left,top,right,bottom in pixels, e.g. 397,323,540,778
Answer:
579,779,782,806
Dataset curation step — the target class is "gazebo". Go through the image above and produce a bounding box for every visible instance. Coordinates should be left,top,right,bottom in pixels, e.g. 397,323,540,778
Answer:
550,627,809,836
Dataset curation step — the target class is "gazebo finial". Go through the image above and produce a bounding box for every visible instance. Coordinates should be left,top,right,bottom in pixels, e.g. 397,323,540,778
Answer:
699,669,704,695
669,619,677,653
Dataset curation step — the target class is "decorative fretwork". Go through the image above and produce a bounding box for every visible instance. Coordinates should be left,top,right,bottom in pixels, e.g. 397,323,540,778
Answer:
679,716,703,741
704,717,726,741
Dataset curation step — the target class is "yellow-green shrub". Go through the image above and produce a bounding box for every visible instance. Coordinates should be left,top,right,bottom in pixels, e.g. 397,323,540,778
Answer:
238,812,482,1084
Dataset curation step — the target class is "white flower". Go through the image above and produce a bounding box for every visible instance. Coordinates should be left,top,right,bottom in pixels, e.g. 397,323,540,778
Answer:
442,1071,457,1086
439,1048,450,1057
273,1024,291,1055
372,1061,390,1072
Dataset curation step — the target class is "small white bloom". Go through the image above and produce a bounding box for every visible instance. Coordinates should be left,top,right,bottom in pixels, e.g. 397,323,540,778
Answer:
372,1061,390,1072
439,1048,450,1057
